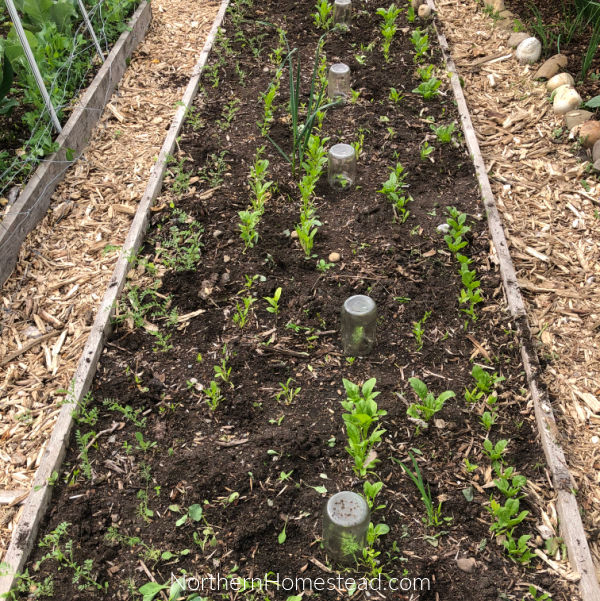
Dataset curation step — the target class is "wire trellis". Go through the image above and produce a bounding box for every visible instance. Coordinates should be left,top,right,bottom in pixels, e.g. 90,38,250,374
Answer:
0,0,142,240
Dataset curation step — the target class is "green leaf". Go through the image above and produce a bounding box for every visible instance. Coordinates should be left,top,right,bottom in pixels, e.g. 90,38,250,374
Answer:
175,515,187,527
462,487,474,502
139,581,168,601
409,377,428,400
188,504,203,521
312,485,327,494
278,524,287,544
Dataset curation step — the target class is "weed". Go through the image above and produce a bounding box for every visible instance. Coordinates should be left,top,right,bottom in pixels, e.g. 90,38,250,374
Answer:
102,399,146,428
316,258,335,272
156,209,204,272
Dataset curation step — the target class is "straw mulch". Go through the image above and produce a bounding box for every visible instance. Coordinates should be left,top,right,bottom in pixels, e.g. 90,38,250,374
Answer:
0,0,220,556
437,0,600,577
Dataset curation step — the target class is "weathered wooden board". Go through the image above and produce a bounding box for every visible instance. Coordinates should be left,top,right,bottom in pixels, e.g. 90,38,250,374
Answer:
0,1,152,289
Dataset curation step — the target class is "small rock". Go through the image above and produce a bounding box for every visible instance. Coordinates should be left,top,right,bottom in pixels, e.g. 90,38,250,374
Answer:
223,254,231,263
546,72,574,92
436,223,450,234
553,86,582,115
592,139,600,162
564,109,594,129
592,435,600,444
418,4,431,18
507,32,530,49
262,66,269,73
515,37,542,64
213,229,223,238
534,54,568,80
456,557,477,573
592,158,600,172
220,272,230,285
328,252,341,263
290,230,298,239
577,120,600,148
497,18,515,31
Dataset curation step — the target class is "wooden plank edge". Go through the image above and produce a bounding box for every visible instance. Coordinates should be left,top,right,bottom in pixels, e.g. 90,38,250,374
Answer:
0,0,231,594
0,0,152,289
426,2,600,599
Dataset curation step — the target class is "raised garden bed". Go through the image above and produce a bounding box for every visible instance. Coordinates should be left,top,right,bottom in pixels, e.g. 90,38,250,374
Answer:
2,0,581,599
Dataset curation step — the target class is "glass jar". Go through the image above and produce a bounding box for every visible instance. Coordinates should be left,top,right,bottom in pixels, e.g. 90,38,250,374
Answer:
328,63,351,101
333,0,351,27
328,143,356,189
322,491,370,564
341,294,376,356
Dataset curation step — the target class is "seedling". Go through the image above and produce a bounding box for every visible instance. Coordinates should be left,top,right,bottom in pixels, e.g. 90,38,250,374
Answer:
102,399,146,428
412,78,441,99
173,503,204,527
431,122,456,144
341,378,386,476
412,310,431,351
410,28,429,62
213,348,232,387
494,466,527,499
313,0,333,30
378,162,412,223
406,377,455,424
233,295,256,328
389,87,404,104
264,287,282,315
488,496,528,535
394,453,447,527
316,258,335,272
463,458,478,473
135,432,157,453
363,481,385,511
483,438,509,469
205,380,223,410
480,411,497,431
376,4,402,62
274,378,300,405
258,69,283,135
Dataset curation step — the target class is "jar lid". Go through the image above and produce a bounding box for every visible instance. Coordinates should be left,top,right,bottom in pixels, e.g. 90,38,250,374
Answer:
326,491,369,527
335,0,351,5
343,294,376,317
330,63,350,75
329,143,355,160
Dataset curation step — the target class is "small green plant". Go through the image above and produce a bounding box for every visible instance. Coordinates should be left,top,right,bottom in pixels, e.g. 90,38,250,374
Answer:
264,287,282,315
378,162,412,223
406,377,455,424
444,206,470,253
313,0,333,30
205,380,223,410
258,69,283,135
135,432,157,453
417,63,435,81
494,466,527,499
412,77,441,99
216,97,241,130
420,141,434,161
316,258,335,272
410,28,429,62
376,4,402,62
480,411,497,431
389,87,404,103
526,585,552,601
341,378,387,476
102,399,146,428
363,481,385,511
431,122,456,144
488,496,528,535
412,310,431,351
407,3,415,22
156,209,204,272
275,378,301,404
214,347,232,387
173,503,203,527
394,453,447,527
483,438,509,468
233,295,256,328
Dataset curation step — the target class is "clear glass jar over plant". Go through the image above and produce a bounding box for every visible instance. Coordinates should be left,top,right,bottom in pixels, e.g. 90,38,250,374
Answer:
328,63,351,101
333,0,352,27
341,294,376,356
328,143,356,189
322,491,370,564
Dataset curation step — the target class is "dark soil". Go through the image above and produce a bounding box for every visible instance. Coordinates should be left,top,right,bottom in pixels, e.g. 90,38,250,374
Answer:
503,0,600,101
20,1,575,600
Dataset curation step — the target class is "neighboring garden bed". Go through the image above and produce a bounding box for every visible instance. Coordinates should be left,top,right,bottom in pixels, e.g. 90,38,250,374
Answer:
4,0,579,599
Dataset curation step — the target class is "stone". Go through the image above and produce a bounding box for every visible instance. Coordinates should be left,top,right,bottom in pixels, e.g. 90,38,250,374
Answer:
290,229,298,239
564,109,593,130
593,159,600,173
577,120,600,148
515,37,542,64
328,252,341,263
456,557,477,574
534,54,568,80
418,4,431,18
212,229,223,238
593,139,600,162
436,223,450,234
507,32,529,49
553,86,582,115
546,72,574,93
484,0,504,11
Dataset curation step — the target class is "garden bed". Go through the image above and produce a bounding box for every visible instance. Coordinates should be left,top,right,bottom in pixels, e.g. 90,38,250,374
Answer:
6,0,580,599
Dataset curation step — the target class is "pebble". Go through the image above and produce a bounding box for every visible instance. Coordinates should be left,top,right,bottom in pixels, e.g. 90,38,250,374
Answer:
418,4,431,18
515,37,542,64
328,252,341,263
593,139,600,162
507,32,529,49
546,72,574,93
592,435,599,444
553,85,582,115
220,272,230,285
223,254,231,263
213,229,223,238
534,54,567,80
290,230,298,239
593,159,600,173
456,557,477,573
436,223,450,234
564,109,593,130
577,120,600,148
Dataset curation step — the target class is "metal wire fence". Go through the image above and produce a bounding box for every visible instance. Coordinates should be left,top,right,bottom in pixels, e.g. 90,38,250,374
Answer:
0,0,141,230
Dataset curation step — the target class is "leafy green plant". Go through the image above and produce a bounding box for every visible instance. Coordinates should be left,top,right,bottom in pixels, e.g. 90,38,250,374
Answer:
389,87,404,103
275,377,301,404
264,287,282,314
378,162,412,222
376,3,402,62
431,122,456,144
258,68,283,135
363,481,385,511
420,140,434,161
102,399,146,428
406,377,455,423
410,28,429,62
135,432,157,453
214,346,233,387
488,496,528,535
316,258,335,272
156,209,204,272
205,380,223,410
233,294,256,328
494,466,527,499
394,453,447,526
173,503,203,527
483,438,509,468
341,378,387,476
444,206,470,253
216,97,241,130
412,77,441,99
412,310,431,351
313,0,333,30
